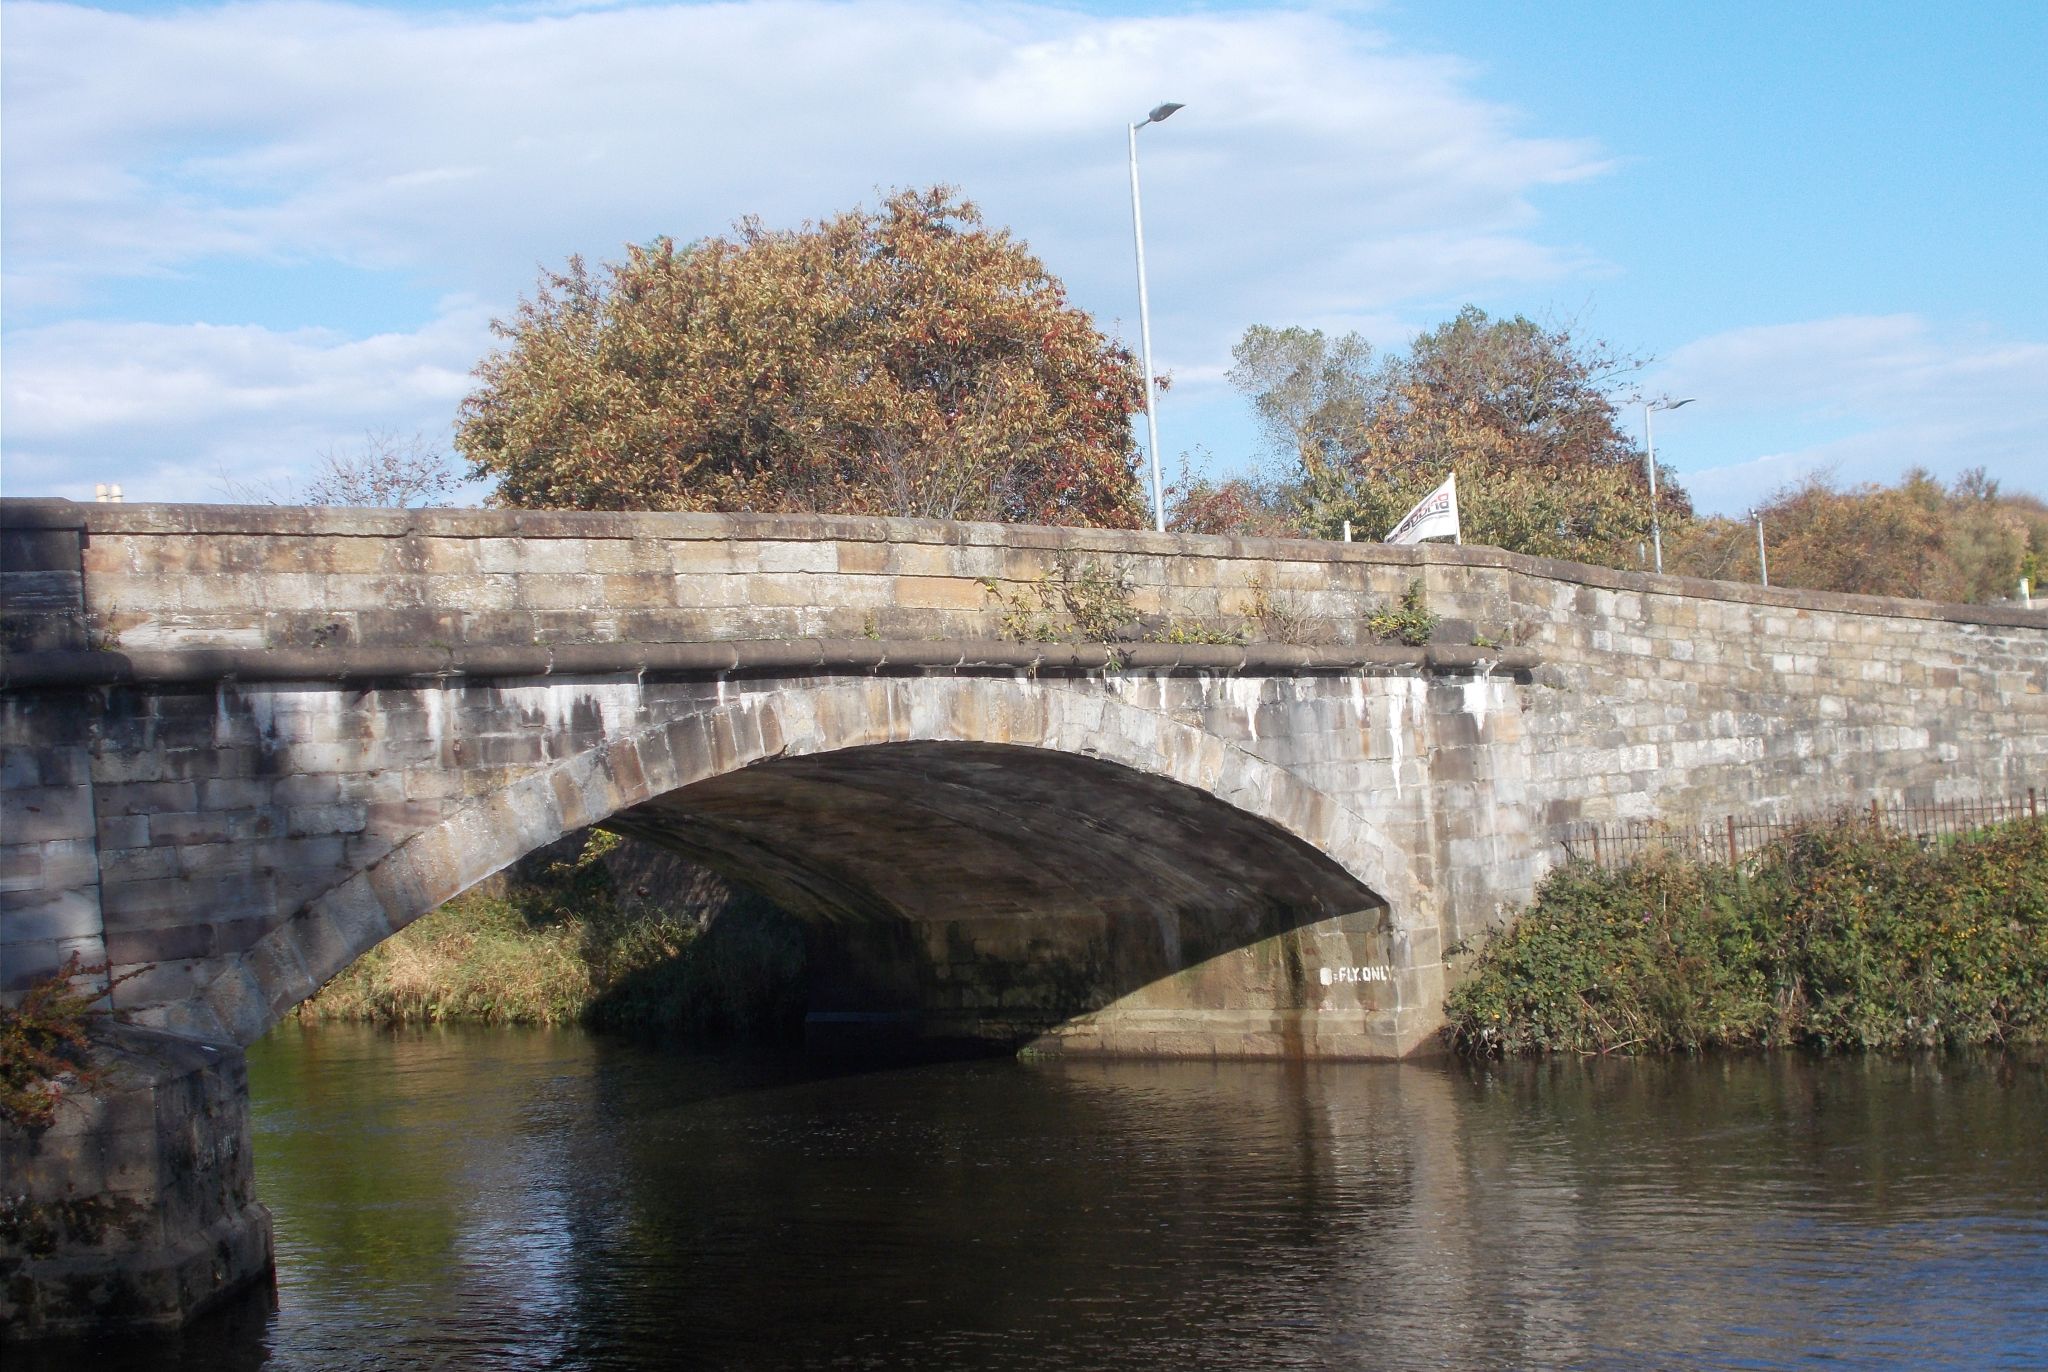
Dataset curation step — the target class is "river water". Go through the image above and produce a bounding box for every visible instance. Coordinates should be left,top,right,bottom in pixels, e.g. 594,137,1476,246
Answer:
40,1024,2048,1370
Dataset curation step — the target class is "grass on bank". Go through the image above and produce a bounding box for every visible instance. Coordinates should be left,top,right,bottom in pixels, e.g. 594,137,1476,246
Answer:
1445,814,2048,1057
299,832,807,1036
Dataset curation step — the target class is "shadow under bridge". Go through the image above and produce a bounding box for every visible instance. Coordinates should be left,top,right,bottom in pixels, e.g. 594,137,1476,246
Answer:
601,741,1390,1056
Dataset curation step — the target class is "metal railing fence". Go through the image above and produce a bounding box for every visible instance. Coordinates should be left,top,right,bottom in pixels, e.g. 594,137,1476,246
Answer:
1559,789,2041,869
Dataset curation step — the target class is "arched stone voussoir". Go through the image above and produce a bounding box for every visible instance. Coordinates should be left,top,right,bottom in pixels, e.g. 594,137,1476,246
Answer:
190,673,1416,1045
683,675,1421,919
189,767,593,1044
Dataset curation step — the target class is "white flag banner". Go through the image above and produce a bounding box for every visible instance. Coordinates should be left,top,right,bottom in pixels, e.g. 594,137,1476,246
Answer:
1385,472,1461,545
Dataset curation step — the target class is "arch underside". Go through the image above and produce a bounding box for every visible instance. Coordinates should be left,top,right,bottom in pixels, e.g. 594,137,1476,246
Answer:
184,673,1440,1058
603,741,1391,1051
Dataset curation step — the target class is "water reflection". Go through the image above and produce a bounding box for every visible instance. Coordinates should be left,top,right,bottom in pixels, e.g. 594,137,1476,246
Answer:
29,1028,2048,1371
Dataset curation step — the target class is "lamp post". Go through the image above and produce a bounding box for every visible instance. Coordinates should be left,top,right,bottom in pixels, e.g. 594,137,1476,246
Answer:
1642,397,1693,574
1129,101,1183,533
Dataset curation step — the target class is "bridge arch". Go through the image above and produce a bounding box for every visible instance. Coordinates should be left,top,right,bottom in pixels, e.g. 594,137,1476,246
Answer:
180,673,1430,1055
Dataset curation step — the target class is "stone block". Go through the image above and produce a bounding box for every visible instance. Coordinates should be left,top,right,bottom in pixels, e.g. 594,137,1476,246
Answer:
35,836,99,889
757,541,838,575
245,934,313,1019
835,541,888,575
668,573,752,609
100,872,274,932
509,572,605,611
100,846,179,885
2,784,95,841
365,845,435,933
0,885,104,942
105,922,217,965
0,843,43,892
667,540,748,574
285,802,367,837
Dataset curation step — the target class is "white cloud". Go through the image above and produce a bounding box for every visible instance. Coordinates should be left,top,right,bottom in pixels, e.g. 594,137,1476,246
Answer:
1649,315,2048,514
3,1,1602,323
1,0,1614,500
1,302,491,501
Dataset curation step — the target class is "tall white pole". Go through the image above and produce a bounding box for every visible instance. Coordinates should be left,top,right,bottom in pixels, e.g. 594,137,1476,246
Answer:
1755,514,1769,587
1129,121,1167,533
1643,404,1664,575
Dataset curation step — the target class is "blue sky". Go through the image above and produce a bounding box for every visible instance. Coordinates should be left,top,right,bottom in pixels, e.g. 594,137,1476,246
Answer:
4,0,2042,514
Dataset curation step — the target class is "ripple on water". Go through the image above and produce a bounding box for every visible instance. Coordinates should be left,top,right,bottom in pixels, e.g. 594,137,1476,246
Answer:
21,1033,2048,1372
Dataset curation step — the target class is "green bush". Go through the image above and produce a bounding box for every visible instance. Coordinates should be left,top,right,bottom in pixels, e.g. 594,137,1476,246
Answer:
301,833,807,1037
1367,579,1438,647
1445,815,2048,1056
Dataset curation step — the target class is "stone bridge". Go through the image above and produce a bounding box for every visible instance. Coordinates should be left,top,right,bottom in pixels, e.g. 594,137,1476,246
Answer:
2,497,2043,1335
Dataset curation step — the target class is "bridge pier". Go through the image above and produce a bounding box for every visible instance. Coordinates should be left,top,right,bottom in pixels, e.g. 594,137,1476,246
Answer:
0,1025,273,1340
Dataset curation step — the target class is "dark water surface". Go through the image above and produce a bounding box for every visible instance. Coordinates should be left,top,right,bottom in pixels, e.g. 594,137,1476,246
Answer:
45,1025,2048,1370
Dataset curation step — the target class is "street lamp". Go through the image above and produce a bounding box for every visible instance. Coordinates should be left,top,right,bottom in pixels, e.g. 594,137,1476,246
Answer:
1129,101,1183,533
1642,397,1693,574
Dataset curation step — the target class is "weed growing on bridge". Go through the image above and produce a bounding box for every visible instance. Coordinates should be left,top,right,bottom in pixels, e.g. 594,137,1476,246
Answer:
1367,579,1438,647
1158,620,1252,646
1446,813,2048,1057
0,955,121,1130
981,553,1141,646
1245,575,1312,645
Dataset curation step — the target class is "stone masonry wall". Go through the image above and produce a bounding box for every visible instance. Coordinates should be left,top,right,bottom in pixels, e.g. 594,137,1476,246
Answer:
2,500,2044,1039
4,498,2040,1342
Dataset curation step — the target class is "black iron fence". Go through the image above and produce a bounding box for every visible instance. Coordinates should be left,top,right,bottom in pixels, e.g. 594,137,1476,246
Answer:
1560,790,2041,869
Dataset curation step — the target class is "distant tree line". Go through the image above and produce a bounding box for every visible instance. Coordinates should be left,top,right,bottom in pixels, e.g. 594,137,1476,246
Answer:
1179,311,2042,604
1664,468,2044,605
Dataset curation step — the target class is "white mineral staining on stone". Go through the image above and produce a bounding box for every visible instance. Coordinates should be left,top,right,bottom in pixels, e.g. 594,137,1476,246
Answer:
1461,669,1504,733
498,680,647,743
1384,677,1426,796
214,682,281,749
422,685,455,761
1215,676,1264,740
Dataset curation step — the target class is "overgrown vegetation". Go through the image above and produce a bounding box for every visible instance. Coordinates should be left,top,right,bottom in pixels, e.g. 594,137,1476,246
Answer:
300,832,807,1036
1,955,112,1130
981,553,1142,645
979,555,1440,650
1367,579,1438,646
1445,815,2048,1057
1158,620,1251,646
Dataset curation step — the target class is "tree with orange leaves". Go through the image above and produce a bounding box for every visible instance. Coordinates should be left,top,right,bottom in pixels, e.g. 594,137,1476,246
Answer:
458,188,1148,528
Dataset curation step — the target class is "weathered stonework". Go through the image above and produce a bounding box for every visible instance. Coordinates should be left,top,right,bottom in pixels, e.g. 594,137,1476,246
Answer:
1,497,2043,1336
0,1024,273,1340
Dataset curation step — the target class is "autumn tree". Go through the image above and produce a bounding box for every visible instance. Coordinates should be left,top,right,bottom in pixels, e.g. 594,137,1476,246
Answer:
458,187,1148,527
1228,307,1686,565
1668,467,2044,603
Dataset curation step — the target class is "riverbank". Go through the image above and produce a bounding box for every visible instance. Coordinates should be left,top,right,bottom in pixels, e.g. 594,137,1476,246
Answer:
299,831,807,1036
305,815,2048,1057
1445,813,2048,1056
